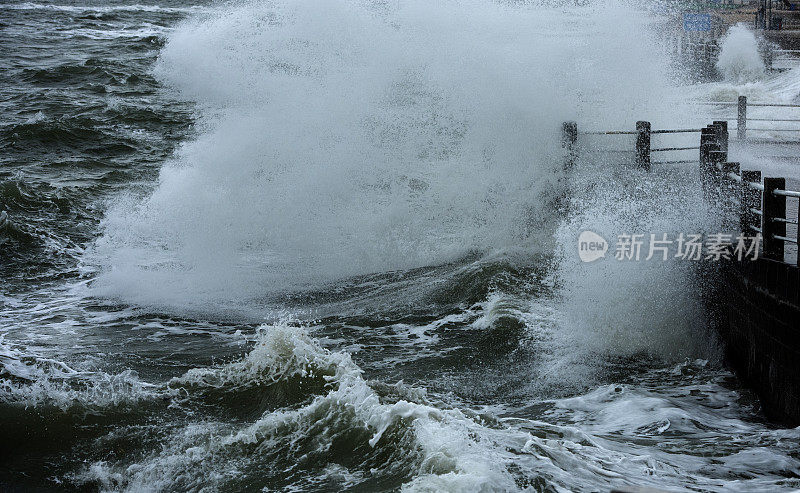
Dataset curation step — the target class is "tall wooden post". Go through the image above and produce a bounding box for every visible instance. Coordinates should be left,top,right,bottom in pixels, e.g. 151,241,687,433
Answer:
767,0,772,30
707,123,725,195
722,162,740,229
700,126,715,202
700,128,711,166
763,177,786,261
738,96,747,140
714,120,729,157
796,198,800,266
636,121,651,171
709,124,726,203
562,121,577,171
741,170,761,237
709,123,725,169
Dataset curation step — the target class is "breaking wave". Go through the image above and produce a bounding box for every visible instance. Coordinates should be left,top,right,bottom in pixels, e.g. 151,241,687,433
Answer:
54,324,800,492
87,0,680,314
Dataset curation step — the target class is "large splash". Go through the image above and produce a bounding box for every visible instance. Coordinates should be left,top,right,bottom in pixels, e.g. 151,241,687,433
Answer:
554,159,718,361
716,23,766,83
88,0,676,311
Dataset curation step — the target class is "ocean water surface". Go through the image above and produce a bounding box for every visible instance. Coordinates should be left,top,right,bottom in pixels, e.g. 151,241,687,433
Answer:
1,1,799,491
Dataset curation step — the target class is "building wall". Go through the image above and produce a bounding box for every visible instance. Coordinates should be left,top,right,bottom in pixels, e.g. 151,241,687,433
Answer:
718,258,800,425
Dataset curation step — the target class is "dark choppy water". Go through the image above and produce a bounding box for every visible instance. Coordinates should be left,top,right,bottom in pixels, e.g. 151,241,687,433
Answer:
1,1,799,491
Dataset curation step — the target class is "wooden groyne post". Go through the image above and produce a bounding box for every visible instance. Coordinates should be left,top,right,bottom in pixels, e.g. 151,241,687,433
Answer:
636,121,651,171
700,122,727,202
700,126,714,200
562,121,577,170
740,170,761,235
738,96,747,140
714,120,728,156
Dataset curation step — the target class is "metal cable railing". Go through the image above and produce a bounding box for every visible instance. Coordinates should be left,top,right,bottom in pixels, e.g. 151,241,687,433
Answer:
774,189,800,198
651,146,699,151
693,97,800,139
651,129,703,134
579,130,636,135
565,121,703,169
711,161,800,264
565,117,800,265
566,117,800,265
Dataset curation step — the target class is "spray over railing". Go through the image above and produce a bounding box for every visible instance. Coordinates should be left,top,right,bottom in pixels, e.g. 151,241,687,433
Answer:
709,158,800,265
696,120,800,264
562,117,800,265
697,96,800,139
560,121,703,170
